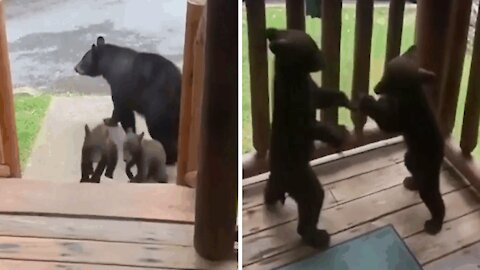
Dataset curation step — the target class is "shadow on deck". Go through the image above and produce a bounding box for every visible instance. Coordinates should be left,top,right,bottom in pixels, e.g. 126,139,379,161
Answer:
242,138,480,270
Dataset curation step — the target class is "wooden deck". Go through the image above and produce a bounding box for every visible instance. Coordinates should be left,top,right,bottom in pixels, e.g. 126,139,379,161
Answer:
0,180,237,269
242,138,480,270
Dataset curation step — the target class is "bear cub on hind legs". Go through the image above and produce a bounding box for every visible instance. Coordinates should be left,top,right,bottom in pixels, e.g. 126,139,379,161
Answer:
359,45,445,235
265,28,353,249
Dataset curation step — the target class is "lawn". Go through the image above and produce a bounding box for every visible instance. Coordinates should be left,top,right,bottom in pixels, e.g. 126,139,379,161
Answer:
242,5,475,157
14,94,51,166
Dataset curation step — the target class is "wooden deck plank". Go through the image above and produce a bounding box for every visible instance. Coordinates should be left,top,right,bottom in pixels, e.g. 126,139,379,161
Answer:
0,180,194,223
243,143,405,210
243,164,459,237
0,259,170,270
244,186,480,269
243,168,467,265
0,215,193,246
0,236,237,270
406,209,480,264
423,241,480,270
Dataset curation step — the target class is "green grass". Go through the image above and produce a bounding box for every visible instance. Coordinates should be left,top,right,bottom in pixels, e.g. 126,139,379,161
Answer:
14,95,51,166
243,5,475,156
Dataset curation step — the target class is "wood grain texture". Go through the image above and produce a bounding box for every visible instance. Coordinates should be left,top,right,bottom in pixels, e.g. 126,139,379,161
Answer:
0,236,237,269
243,167,466,265
0,260,170,270
0,1,20,177
0,215,194,246
0,180,195,223
244,186,480,269
423,241,480,270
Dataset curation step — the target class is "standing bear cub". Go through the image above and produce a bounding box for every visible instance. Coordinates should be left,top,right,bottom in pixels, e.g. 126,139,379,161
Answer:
358,45,445,234
75,36,181,165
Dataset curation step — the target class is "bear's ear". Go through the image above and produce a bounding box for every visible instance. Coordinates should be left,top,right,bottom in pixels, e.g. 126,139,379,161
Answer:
138,132,145,142
418,68,436,83
402,45,417,60
84,124,90,136
97,36,105,46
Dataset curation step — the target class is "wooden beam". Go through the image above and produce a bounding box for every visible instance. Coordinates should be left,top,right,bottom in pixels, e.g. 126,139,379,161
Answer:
245,0,270,156
0,0,20,177
321,0,342,124
286,0,305,31
194,0,237,260
243,126,394,178
415,0,452,109
177,0,205,186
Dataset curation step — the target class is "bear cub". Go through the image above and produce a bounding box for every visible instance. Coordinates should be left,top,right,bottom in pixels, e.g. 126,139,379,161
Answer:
123,128,168,183
358,45,445,234
265,28,352,249
81,123,118,183
75,36,181,165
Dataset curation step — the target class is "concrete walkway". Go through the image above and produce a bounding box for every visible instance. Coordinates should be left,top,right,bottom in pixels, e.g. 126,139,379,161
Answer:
23,96,177,183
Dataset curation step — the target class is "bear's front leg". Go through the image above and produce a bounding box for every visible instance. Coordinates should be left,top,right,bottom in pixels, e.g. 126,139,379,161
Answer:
312,122,348,150
359,95,401,133
103,109,119,127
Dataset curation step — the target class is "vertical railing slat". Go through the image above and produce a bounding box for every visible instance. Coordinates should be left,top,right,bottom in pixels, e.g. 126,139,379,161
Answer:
246,0,270,156
286,0,306,31
439,0,472,136
321,0,342,124
460,8,480,155
385,0,405,65
351,0,373,133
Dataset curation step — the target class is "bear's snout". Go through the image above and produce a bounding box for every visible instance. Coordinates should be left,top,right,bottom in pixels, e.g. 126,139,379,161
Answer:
74,64,84,75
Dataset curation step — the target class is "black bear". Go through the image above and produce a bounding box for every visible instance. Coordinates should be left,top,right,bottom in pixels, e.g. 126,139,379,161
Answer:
123,128,168,183
81,123,118,183
265,28,352,248
358,45,445,234
74,36,181,165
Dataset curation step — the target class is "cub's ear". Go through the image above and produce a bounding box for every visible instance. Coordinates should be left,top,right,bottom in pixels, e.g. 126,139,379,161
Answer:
84,124,90,136
138,132,145,142
97,36,105,46
402,45,417,60
418,68,436,83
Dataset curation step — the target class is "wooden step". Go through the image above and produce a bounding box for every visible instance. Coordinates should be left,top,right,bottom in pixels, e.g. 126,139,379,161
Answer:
0,179,195,223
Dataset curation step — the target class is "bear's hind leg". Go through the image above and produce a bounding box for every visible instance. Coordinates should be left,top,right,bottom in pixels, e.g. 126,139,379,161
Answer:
417,173,445,234
264,175,286,207
403,151,419,191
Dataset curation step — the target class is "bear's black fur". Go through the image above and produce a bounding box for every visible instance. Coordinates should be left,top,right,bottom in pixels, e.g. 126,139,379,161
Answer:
265,28,352,248
359,45,445,234
80,123,118,183
75,36,181,165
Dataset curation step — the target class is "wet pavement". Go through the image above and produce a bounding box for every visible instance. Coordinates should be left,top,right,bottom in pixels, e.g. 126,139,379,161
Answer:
4,0,186,94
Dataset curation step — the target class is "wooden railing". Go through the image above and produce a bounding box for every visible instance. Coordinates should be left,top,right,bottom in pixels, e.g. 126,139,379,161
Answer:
0,0,20,178
243,0,480,194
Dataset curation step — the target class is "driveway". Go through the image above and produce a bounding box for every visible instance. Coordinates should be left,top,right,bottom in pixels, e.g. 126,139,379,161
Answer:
4,0,186,94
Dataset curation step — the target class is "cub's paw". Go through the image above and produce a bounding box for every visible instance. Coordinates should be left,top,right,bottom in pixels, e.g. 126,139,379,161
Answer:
105,172,114,179
403,176,418,191
264,181,286,209
424,219,442,235
358,95,376,111
103,117,118,127
302,229,331,249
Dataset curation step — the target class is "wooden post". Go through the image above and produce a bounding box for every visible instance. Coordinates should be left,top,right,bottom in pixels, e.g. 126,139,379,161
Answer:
351,0,373,133
321,0,342,124
186,11,206,178
415,0,452,110
286,0,305,31
438,0,472,135
0,0,20,178
246,0,270,156
177,0,205,186
460,7,480,155
194,0,237,260
385,0,405,65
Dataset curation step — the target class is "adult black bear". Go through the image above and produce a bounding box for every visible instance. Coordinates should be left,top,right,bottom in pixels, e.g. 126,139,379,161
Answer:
74,36,181,165
265,28,352,248
358,45,445,235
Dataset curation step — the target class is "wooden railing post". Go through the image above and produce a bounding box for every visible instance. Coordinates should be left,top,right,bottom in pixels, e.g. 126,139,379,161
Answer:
415,0,452,110
177,0,205,186
439,0,472,136
321,0,342,124
0,0,20,178
286,0,305,31
460,7,480,155
194,0,237,260
246,0,270,156
385,0,405,65
351,0,373,133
